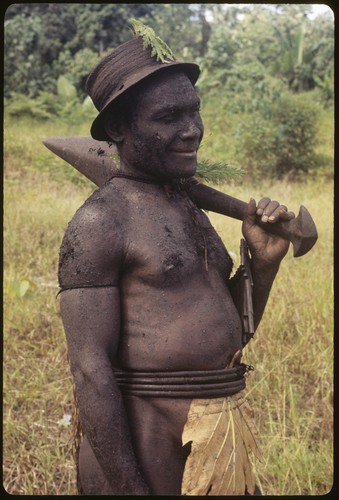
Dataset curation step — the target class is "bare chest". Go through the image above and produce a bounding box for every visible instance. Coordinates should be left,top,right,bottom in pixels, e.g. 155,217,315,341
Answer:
121,188,233,288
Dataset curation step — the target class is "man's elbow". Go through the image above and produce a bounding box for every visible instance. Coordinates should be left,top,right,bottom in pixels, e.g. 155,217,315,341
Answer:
71,356,115,395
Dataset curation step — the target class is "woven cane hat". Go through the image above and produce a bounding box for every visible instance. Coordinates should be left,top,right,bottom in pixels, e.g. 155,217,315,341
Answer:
86,37,200,141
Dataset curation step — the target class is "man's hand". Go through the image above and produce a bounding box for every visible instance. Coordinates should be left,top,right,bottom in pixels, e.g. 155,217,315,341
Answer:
242,198,295,269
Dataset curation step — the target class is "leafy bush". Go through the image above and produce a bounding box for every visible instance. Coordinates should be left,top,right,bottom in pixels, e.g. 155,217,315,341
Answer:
55,48,100,100
5,77,97,125
4,92,53,120
235,91,321,178
313,68,334,107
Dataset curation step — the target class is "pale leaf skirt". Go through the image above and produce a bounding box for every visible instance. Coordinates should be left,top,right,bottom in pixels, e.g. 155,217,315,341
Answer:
181,391,262,495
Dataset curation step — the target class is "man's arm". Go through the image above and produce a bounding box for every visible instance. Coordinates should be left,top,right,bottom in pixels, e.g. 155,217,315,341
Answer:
186,180,293,331
242,198,291,330
59,202,150,495
60,288,150,494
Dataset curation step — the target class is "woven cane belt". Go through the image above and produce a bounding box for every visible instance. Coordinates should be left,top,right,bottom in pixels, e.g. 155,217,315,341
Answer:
114,364,247,398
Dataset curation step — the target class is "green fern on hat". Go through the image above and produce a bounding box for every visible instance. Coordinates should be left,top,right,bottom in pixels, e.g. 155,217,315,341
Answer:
130,18,175,64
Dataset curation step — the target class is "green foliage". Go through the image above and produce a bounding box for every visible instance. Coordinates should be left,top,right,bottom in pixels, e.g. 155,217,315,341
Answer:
4,93,52,120
313,68,334,107
5,4,334,101
4,3,158,99
196,160,243,183
197,83,333,182
57,75,77,101
235,92,321,178
4,13,53,97
130,18,175,63
196,4,333,101
55,48,100,100
6,278,36,300
55,76,88,123
148,4,209,61
5,77,97,126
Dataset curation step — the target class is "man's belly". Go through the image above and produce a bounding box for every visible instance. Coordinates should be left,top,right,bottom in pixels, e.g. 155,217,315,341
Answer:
117,281,243,371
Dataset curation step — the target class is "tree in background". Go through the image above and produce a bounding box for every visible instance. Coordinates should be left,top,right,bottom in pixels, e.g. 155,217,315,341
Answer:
4,3,334,101
196,4,334,97
4,3,156,99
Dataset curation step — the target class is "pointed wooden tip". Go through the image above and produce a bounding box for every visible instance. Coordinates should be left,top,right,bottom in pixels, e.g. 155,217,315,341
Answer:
43,136,118,187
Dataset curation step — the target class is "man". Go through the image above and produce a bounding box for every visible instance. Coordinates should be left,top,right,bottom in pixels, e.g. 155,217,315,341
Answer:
58,36,294,495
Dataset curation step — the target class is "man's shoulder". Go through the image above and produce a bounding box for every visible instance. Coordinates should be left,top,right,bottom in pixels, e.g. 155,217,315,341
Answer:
59,183,127,288
68,181,127,228
60,181,132,259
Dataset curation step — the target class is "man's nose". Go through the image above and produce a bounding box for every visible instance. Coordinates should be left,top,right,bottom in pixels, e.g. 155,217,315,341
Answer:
178,120,203,141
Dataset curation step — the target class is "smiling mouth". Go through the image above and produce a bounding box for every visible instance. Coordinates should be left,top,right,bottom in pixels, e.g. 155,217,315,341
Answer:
171,150,197,158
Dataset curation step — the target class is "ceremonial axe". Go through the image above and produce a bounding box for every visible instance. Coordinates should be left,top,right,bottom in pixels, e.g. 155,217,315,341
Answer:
43,136,318,258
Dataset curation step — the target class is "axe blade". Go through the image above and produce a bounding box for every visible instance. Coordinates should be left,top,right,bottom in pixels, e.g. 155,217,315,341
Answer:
43,136,118,187
290,205,318,257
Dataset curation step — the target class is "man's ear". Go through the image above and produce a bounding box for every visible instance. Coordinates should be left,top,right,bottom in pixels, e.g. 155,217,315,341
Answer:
104,117,125,143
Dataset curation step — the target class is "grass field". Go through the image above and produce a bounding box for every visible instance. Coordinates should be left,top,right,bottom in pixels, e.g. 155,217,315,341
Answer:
3,114,333,495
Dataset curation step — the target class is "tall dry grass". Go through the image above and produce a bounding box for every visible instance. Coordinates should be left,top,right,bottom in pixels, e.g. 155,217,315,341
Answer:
208,178,333,494
3,116,333,495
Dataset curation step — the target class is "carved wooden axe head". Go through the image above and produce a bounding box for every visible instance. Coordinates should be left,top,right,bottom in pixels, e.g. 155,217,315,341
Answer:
43,136,119,186
43,136,318,258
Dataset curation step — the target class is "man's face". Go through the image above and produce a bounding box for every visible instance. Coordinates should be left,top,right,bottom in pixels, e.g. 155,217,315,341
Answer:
119,71,204,180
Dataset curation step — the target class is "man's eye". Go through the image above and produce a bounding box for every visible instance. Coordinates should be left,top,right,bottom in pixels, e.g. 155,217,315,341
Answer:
160,112,176,122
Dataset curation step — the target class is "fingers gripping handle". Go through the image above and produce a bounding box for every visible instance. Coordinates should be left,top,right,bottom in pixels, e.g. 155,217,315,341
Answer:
254,205,318,257
187,185,318,258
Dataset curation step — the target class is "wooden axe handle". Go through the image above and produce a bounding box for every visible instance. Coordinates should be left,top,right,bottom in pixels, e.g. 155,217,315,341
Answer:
187,182,318,258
